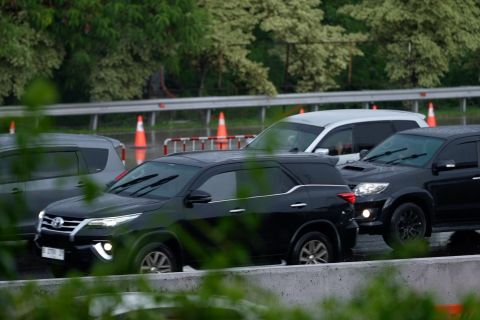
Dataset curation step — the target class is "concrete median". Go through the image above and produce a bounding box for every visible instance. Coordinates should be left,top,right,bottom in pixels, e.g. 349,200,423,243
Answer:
1,255,479,307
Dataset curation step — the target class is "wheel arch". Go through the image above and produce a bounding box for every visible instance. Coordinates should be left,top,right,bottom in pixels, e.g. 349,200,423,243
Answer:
383,189,434,236
288,220,342,261
128,230,184,267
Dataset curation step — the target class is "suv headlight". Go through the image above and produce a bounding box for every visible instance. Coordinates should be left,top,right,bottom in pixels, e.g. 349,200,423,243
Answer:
87,213,141,228
353,183,389,196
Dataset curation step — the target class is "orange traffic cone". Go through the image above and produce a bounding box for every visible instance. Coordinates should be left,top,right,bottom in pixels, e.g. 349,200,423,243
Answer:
216,112,228,150
135,148,146,165
427,102,437,127
372,104,378,110
299,107,305,114
9,120,15,134
134,115,147,148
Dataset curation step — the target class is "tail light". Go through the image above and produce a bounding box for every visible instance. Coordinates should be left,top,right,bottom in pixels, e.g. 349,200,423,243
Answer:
115,144,126,166
337,192,356,204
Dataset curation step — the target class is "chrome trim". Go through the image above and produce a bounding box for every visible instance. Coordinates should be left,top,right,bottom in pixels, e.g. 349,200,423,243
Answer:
290,203,307,208
70,219,93,242
473,177,480,180
229,208,245,214
92,242,113,261
40,227,70,234
208,184,346,204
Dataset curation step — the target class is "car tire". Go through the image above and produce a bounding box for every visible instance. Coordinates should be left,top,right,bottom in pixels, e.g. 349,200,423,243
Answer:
289,231,334,265
134,242,181,274
383,202,427,248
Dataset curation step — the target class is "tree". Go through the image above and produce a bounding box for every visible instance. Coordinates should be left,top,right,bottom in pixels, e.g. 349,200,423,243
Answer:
0,2,63,104
340,0,480,88
258,0,365,92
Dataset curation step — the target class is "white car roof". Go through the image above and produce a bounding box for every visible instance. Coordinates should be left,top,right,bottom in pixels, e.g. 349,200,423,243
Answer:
283,109,426,127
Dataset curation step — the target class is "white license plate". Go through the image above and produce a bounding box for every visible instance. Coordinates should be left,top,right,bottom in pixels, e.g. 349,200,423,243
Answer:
41,247,65,261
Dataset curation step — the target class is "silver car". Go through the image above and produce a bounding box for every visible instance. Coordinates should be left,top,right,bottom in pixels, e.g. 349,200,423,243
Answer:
245,109,428,165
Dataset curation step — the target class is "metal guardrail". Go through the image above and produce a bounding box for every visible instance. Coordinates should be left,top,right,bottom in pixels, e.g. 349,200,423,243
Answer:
1,86,478,129
163,135,256,155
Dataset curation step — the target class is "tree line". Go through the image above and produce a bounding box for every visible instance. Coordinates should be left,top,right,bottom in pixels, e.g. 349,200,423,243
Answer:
1,0,480,105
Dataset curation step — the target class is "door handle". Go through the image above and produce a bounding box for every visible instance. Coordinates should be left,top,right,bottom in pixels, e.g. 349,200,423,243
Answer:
76,181,85,188
290,203,307,208
473,177,480,180
10,188,22,195
229,208,245,214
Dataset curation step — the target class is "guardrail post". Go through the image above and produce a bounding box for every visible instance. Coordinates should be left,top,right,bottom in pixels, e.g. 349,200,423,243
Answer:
206,109,211,127
362,102,369,109
89,114,98,131
150,112,156,127
313,105,319,111
260,107,266,124
460,98,467,113
412,100,419,113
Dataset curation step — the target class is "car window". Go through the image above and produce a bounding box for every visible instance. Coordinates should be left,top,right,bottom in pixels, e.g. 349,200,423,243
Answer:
237,167,295,197
436,140,478,169
80,148,108,173
108,162,200,199
197,171,237,201
246,122,323,152
354,122,394,152
393,120,420,132
317,128,353,155
30,151,79,180
283,163,345,185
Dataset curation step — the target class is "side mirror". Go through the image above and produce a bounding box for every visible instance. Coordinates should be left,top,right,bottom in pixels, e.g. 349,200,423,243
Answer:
185,190,212,207
433,160,456,173
359,149,369,159
314,148,330,155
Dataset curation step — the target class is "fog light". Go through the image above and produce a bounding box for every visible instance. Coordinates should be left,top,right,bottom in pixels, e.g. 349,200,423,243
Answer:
362,209,371,219
103,242,113,252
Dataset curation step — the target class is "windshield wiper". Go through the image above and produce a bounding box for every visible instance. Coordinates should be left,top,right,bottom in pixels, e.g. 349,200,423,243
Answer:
130,175,180,197
108,174,158,194
385,153,427,165
364,147,407,162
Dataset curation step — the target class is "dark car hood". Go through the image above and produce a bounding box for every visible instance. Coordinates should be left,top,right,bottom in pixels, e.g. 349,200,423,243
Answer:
45,193,166,218
340,161,418,183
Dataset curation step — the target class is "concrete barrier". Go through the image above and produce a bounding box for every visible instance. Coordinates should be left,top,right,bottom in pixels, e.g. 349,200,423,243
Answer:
1,255,479,307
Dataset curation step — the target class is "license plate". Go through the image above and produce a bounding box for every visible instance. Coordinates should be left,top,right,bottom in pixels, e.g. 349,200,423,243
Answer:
41,247,65,261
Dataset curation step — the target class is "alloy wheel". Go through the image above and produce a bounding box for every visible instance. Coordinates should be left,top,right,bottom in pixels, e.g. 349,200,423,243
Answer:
396,208,424,241
299,240,329,264
140,251,173,273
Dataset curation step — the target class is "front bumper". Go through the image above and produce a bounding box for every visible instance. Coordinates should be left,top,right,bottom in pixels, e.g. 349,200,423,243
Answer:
339,220,359,250
353,199,388,234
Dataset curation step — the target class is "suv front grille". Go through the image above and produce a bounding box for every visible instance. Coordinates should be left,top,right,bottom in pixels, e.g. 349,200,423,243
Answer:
41,214,84,234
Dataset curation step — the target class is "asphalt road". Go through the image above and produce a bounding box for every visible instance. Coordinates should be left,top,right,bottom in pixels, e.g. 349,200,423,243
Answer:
10,231,480,280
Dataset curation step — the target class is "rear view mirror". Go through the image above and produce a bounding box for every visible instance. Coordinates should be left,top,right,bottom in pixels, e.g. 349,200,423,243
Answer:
314,148,330,155
433,160,456,173
185,190,212,207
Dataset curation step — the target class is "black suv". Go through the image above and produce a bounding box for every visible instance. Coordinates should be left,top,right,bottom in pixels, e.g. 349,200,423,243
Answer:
35,151,357,275
0,133,125,241
341,125,480,247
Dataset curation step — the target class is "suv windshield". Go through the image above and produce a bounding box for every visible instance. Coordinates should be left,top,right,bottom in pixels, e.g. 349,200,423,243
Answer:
246,122,323,152
107,162,200,199
363,134,444,167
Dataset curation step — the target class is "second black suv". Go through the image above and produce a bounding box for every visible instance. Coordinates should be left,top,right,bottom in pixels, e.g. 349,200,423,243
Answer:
341,125,480,247
35,151,357,275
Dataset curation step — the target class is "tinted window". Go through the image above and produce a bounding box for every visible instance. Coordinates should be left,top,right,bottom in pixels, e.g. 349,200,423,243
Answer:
246,122,323,152
237,167,295,197
436,140,478,169
318,128,353,155
80,148,108,173
354,122,394,152
108,162,200,199
393,120,419,132
198,171,236,201
283,163,345,185
364,134,445,167
30,151,79,180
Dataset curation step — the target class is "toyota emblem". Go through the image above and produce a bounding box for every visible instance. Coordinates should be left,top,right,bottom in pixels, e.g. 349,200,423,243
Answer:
51,217,64,229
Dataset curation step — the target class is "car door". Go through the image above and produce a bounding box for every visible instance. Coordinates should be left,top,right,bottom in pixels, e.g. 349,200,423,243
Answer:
426,137,480,223
0,152,27,240
182,164,245,263
23,148,86,237
315,126,355,165
235,164,311,258
352,121,395,154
